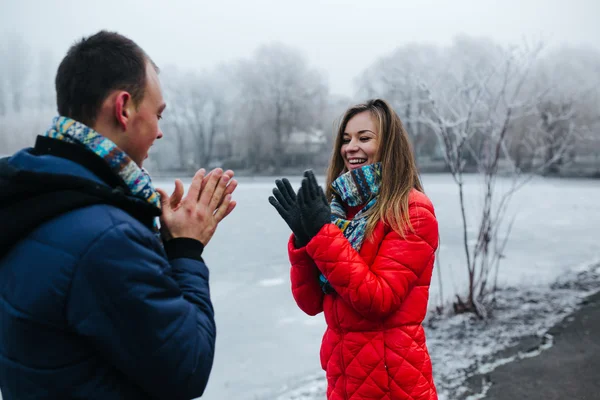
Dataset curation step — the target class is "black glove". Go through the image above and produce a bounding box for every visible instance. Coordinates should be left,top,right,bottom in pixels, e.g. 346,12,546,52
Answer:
298,170,331,239
268,178,309,247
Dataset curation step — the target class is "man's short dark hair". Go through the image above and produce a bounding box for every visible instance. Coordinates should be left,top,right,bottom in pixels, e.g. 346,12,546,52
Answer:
55,30,153,126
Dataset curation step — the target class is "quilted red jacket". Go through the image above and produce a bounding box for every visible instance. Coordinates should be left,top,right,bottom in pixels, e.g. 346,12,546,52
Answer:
288,189,438,400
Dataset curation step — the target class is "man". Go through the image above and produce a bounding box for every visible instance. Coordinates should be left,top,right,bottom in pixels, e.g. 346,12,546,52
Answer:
0,31,236,399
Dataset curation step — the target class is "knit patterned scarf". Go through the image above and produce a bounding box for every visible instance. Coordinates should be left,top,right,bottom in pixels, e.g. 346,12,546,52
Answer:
330,162,382,251
45,116,161,231
319,162,382,293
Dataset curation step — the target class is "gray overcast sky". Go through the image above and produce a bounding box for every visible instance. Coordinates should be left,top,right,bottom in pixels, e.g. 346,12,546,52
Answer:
2,0,599,96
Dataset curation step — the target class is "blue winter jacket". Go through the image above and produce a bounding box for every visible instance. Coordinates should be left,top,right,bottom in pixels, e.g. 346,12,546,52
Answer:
0,136,216,399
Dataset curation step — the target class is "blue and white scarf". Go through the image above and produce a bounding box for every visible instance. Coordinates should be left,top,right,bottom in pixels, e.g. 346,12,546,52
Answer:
319,162,382,293
45,116,161,231
330,162,382,251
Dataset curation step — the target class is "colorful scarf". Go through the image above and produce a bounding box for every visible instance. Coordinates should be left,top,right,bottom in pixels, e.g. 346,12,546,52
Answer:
330,162,382,251
319,162,382,293
45,116,161,231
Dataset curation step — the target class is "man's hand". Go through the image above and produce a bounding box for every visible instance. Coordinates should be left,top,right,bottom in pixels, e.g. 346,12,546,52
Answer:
156,168,238,245
156,178,185,241
160,170,237,212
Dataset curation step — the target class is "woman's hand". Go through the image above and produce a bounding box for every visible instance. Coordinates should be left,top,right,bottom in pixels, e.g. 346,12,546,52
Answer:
269,178,310,247
298,170,331,239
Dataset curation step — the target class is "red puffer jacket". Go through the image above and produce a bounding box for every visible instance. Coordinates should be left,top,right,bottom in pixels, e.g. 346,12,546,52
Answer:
288,189,438,400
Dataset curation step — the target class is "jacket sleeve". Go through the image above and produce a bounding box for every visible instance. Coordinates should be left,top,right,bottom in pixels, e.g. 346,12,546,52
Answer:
66,222,215,400
287,234,324,316
305,202,438,320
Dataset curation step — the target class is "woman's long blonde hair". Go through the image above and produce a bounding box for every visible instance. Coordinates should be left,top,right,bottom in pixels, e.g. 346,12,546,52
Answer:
325,99,423,237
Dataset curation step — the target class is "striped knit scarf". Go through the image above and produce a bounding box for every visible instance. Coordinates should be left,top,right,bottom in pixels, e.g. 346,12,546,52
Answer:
319,162,382,293
45,116,161,231
330,162,382,251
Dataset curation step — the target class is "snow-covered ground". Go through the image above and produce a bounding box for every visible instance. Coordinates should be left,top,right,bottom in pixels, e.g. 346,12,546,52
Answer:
270,261,600,400
149,173,600,400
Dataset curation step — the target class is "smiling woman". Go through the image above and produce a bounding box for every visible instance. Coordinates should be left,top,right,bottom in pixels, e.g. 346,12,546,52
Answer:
269,99,440,400
340,111,379,171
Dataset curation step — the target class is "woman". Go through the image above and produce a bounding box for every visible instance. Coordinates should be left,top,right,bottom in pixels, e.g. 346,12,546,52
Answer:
269,99,439,400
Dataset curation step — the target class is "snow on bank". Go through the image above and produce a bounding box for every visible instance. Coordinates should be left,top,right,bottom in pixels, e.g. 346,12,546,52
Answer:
270,262,600,400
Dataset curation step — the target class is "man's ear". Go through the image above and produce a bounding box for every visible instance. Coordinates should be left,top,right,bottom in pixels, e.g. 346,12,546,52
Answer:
114,91,132,131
